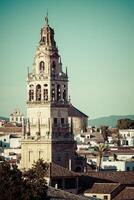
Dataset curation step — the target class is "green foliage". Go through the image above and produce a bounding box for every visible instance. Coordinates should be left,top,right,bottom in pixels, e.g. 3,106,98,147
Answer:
0,161,22,200
22,159,49,200
94,143,108,171
100,126,109,141
0,159,49,200
117,118,134,129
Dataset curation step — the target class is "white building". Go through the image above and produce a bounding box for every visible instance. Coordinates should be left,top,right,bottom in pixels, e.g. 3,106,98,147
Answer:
102,160,134,171
10,109,24,126
119,129,134,146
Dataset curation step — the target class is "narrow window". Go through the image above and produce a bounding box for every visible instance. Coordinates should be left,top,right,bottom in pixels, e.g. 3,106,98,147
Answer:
54,118,57,125
57,85,61,101
63,89,66,101
51,88,55,101
39,61,45,73
36,85,41,101
61,118,64,124
52,61,56,73
44,89,48,101
127,167,130,171
29,85,34,101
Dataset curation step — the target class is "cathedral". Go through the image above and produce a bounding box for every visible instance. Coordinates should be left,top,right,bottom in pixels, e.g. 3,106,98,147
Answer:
21,15,86,171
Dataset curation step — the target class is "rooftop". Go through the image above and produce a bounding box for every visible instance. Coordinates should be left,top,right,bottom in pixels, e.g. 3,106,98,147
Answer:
47,186,91,200
113,187,134,200
68,105,88,118
46,162,79,178
81,171,134,184
84,183,120,194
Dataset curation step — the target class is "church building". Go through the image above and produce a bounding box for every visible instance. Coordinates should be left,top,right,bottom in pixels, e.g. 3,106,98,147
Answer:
21,15,86,171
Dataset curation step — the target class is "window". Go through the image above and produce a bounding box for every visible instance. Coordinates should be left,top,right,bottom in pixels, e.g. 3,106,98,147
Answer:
127,167,130,171
54,118,57,125
36,85,41,101
42,37,46,43
44,89,48,101
133,167,134,171
57,85,61,101
52,61,56,73
29,84,34,101
93,195,96,197
51,88,55,101
39,151,44,159
29,151,33,162
61,118,64,124
104,195,108,200
39,61,45,72
64,178,76,189
63,89,66,101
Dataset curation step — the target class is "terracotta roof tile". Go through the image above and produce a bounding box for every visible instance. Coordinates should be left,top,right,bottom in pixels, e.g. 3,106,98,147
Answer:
82,171,134,184
47,186,90,200
113,187,134,200
84,183,120,194
0,127,22,133
68,106,88,118
45,162,79,178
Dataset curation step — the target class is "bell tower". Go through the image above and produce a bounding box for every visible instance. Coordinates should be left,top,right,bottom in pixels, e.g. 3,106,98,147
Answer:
21,15,77,170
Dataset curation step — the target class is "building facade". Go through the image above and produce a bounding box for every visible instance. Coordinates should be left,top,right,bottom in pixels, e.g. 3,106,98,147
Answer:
10,109,24,126
21,15,85,171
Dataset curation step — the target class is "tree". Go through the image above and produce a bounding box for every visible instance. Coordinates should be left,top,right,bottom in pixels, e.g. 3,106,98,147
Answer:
0,161,22,200
117,118,134,129
0,159,49,200
94,143,108,171
22,159,49,200
100,126,109,142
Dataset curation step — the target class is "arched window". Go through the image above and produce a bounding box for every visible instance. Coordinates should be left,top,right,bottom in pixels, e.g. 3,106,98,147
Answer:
63,90,66,101
44,89,48,101
39,61,45,73
29,85,34,101
29,90,34,101
52,61,56,73
57,85,61,101
36,85,41,101
51,88,55,101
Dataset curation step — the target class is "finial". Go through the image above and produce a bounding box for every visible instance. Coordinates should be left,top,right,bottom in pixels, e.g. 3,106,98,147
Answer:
27,67,29,76
45,10,49,25
69,95,71,104
66,66,68,76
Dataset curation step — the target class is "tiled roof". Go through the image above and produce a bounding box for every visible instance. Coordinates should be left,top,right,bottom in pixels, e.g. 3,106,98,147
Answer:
0,127,22,133
46,162,79,178
68,106,88,118
4,122,16,127
84,183,120,194
113,187,134,200
47,186,91,200
82,171,134,184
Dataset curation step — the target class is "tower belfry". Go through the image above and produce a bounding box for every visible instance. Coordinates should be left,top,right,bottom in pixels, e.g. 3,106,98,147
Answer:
21,15,78,170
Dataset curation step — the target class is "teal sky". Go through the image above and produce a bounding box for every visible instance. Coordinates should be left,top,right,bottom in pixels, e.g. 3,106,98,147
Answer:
0,0,134,119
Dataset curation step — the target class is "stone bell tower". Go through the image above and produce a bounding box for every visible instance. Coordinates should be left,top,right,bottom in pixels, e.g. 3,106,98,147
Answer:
21,15,78,170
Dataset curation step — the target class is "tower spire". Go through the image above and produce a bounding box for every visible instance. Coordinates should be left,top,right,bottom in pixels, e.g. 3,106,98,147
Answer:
45,10,49,26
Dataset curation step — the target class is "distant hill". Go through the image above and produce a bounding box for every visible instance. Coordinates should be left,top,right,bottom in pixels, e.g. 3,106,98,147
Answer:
0,116,9,121
89,115,134,128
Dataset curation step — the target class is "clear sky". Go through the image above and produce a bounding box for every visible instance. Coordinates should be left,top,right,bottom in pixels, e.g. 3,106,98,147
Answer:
0,0,134,119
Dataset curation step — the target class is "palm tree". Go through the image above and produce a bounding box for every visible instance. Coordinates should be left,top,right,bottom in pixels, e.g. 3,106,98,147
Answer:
94,143,108,171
